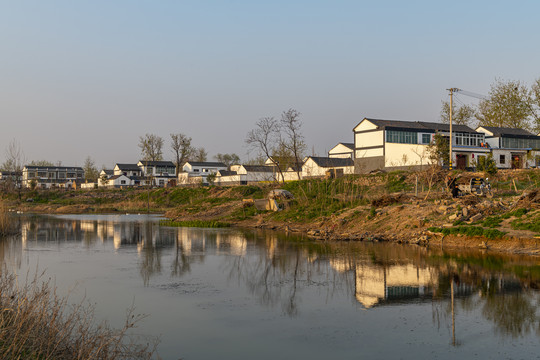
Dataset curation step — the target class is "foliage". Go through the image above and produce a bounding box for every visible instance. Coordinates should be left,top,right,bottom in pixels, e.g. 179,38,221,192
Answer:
428,225,506,239
83,156,99,182
28,160,54,166
214,153,240,167
476,79,533,130
138,133,164,161
476,153,498,175
440,101,476,126
427,134,449,166
510,211,540,233
159,219,230,228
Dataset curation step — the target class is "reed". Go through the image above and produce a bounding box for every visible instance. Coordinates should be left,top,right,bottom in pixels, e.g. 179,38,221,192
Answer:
0,271,158,359
0,200,17,236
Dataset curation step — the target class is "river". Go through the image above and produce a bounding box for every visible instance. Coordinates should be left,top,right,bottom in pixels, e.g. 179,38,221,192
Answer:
1,214,539,359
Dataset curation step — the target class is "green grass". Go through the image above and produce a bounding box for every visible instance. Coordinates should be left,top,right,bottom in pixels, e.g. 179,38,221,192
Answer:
428,225,506,239
510,212,540,233
159,219,231,228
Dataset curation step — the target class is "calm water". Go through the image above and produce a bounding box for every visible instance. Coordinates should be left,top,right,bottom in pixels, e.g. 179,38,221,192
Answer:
2,214,540,360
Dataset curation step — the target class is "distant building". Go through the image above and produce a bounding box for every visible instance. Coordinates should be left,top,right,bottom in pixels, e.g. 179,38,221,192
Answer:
302,156,354,178
476,126,540,168
353,118,490,173
328,142,354,159
22,166,84,189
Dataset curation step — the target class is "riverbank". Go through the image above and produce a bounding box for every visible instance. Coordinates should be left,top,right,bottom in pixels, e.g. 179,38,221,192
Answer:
3,168,540,255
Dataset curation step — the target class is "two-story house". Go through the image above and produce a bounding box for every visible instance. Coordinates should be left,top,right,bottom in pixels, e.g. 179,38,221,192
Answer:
22,166,85,189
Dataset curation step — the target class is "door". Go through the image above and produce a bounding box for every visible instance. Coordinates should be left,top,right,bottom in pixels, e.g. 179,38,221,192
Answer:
456,154,467,170
511,154,522,169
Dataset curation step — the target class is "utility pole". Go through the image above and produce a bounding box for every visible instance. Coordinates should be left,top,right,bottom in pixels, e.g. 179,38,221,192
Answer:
447,88,460,170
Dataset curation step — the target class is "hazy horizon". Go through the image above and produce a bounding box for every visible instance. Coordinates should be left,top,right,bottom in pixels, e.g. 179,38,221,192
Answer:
2,1,540,168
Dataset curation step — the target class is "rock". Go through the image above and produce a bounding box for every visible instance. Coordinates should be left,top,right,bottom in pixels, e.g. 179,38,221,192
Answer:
470,213,483,222
448,214,458,221
462,207,469,217
438,205,448,212
307,230,320,236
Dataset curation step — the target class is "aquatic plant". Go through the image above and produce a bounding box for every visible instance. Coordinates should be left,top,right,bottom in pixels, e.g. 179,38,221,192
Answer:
0,201,18,236
0,271,158,359
159,219,230,228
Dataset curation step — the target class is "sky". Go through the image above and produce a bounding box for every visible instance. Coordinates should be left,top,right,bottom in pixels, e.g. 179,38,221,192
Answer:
1,0,540,168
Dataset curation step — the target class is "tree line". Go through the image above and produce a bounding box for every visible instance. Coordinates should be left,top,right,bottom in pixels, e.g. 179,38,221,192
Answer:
440,78,540,132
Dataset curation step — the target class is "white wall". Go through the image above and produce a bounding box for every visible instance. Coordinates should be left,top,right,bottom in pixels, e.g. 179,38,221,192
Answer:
302,158,354,177
384,143,432,168
353,119,378,132
328,144,353,158
355,130,384,148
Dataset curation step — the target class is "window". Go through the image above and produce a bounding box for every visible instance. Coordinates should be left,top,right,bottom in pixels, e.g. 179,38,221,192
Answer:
28,172,35,178
67,173,75,178
121,180,126,185
421,134,432,144
193,169,199,172
499,155,505,164
38,172,46,177
386,130,418,144
501,137,540,149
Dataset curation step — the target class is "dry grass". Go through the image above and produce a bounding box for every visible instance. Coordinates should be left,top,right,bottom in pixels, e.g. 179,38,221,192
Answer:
0,271,158,359
0,201,18,236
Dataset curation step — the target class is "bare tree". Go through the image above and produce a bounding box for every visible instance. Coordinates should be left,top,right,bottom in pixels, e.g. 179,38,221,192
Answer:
170,133,194,173
28,160,54,166
194,147,207,162
139,134,164,161
245,116,285,183
2,139,25,199
280,109,306,179
214,153,240,167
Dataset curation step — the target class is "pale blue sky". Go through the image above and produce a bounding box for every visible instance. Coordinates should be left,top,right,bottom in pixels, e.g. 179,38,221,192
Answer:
1,0,539,167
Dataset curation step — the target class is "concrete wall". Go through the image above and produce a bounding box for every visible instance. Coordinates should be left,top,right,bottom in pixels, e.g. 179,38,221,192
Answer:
384,143,431,168
354,156,384,174
355,130,384,148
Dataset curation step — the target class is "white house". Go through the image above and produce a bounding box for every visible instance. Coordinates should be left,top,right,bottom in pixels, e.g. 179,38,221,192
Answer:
353,118,491,173
229,165,278,183
114,164,142,177
137,161,177,187
214,170,242,185
179,161,228,186
328,143,354,159
475,126,540,168
302,156,354,178
22,166,85,189
99,174,132,188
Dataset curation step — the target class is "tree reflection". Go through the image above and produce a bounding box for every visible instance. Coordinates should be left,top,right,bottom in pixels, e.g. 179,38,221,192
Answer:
482,292,536,338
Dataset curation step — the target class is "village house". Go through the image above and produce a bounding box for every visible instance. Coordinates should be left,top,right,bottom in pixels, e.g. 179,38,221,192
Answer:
98,174,132,188
22,166,85,189
353,118,491,173
328,142,354,159
137,160,177,187
301,156,354,178
178,161,228,186
475,126,540,169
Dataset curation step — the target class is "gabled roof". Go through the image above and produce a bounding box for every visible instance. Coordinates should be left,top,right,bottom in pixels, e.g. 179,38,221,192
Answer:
217,170,237,176
109,174,129,181
476,126,536,137
242,165,277,173
306,156,354,168
100,169,114,175
23,166,84,171
358,118,476,133
339,142,354,149
115,163,141,171
185,161,227,167
138,160,175,167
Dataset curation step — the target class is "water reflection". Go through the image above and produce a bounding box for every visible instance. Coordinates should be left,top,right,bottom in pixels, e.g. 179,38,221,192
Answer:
4,214,540,346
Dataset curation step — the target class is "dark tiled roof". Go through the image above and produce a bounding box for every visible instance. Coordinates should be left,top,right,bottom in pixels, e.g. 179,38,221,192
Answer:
360,118,476,133
339,142,354,149
186,162,227,167
101,169,114,175
24,166,84,171
138,160,175,167
217,170,237,176
242,165,277,173
115,163,141,171
477,126,536,137
307,157,354,168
